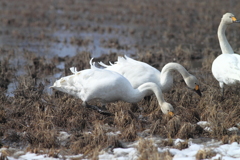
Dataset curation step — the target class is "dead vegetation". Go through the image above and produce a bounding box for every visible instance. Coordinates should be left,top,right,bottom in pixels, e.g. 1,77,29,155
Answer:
0,0,240,159
137,138,173,160
195,149,217,160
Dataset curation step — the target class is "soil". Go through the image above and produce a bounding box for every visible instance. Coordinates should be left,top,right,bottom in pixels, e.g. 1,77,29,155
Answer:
0,0,240,159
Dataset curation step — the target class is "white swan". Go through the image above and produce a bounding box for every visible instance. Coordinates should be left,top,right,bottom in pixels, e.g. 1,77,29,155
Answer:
98,56,201,96
50,60,174,116
212,13,240,96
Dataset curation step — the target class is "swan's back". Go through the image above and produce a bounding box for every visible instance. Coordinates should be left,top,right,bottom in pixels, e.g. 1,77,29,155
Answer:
99,56,161,88
51,68,135,103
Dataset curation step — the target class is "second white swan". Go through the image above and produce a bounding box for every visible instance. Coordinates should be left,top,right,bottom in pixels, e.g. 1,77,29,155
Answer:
98,56,201,96
212,13,240,97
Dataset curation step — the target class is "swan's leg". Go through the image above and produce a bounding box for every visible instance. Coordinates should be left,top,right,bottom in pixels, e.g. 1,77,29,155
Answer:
130,96,153,112
221,87,224,97
99,103,107,111
221,87,225,101
82,101,114,116
220,82,225,99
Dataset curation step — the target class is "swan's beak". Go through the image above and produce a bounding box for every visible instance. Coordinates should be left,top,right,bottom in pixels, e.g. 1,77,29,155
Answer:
168,111,174,117
194,85,202,97
232,17,240,23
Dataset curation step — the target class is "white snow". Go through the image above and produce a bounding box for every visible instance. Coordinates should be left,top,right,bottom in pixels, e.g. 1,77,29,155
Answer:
228,127,239,132
57,131,70,141
197,121,214,132
2,137,240,160
174,138,185,146
8,152,59,160
197,121,239,134
197,121,210,127
106,131,121,136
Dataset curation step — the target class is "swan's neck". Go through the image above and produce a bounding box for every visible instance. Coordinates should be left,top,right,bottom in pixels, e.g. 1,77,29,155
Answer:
126,82,165,105
160,63,190,92
218,20,234,54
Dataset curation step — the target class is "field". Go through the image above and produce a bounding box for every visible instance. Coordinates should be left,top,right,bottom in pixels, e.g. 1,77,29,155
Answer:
0,0,240,159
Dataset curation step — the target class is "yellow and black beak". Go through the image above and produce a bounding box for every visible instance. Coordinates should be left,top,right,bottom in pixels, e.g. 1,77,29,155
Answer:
194,85,202,97
168,111,174,117
232,17,240,23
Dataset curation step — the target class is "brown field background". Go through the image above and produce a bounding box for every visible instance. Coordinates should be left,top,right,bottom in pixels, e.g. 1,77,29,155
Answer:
0,0,240,159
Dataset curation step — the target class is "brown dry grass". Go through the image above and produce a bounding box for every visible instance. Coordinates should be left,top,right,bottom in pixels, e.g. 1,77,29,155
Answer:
137,138,173,160
0,0,240,159
195,149,217,160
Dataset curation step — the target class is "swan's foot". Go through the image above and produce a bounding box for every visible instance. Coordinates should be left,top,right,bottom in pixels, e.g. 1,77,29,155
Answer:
82,102,114,116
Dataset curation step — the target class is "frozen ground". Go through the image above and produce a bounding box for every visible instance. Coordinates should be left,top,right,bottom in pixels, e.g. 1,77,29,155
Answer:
2,137,240,160
2,122,240,160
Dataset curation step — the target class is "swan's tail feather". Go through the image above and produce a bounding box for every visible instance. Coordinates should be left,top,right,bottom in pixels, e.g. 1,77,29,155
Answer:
124,55,137,62
98,61,110,68
90,58,98,69
70,67,78,74
109,61,114,65
98,55,129,68
117,56,128,64
51,73,82,88
50,76,82,97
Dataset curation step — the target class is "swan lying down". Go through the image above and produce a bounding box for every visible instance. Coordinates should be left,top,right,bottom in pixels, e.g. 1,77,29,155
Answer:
50,60,174,116
98,55,202,97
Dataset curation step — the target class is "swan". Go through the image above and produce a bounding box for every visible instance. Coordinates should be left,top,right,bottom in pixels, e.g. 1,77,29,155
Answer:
98,56,201,96
212,13,240,97
50,59,174,116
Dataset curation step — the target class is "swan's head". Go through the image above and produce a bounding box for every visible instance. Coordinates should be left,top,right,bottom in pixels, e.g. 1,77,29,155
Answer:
222,13,240,24
185,75,202,97
161,102,174,116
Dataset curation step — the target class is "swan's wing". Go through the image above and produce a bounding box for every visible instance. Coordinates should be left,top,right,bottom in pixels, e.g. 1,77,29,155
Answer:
97,56,161,88
225,55,240,80
212,54,240,85
74,69,134,102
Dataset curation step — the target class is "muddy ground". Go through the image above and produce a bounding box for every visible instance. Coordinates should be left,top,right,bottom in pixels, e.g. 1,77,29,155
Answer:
0,0,240,159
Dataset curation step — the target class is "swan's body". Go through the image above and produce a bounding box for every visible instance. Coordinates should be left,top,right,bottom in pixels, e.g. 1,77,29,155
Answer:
98,56,201,96
50,61,174,115
211,13,240,96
